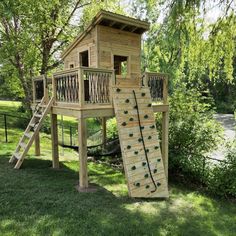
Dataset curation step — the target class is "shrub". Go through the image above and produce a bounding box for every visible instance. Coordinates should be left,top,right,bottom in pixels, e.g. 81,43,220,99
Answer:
165,85,224,183
209,141,236,198
107,118,118,139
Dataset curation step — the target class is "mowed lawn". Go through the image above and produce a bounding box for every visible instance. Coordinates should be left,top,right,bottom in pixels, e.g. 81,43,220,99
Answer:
0,100,236,235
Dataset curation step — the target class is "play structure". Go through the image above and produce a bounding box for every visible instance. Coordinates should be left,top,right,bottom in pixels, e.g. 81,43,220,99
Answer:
10,11,169,198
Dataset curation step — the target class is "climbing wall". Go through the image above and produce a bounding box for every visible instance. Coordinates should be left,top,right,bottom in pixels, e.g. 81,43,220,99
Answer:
112,86,169,198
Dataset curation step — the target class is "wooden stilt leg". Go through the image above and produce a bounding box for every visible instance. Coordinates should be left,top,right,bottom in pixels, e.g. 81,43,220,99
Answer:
101,117,107,149
78,116,88,188
162,111,169,181
51,113,59,169
34,133,40,156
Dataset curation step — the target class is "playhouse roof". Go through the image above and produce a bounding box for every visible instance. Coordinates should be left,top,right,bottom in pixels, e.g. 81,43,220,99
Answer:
61,10,150,59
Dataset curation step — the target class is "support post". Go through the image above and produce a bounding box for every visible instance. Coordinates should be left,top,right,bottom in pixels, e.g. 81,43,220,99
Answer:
162,110,169,181
34,133,40,156
78,113,88,188
51,113,59,168
101,117,107,149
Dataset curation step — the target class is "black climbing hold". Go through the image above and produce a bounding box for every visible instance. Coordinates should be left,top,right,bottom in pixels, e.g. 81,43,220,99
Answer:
153,169,157,173
131,166,136,170
122,122,127,126
136,183,140,187
141,126,144,130
129,117,134,121
116,88,121,92
157,159,161,162
127,145,131,149
129,133,133,137
144,173,149,178
150,125,155,129
146,185,150,189
146,149,149,153
141,92,145,97
134,105,137,109
157,182,161,187
155,146,159,149
125,99,129,103
142,162,146,166
134,151,139,155
138,138,142,142
148,103,152,107
148,136,152,140
144,115,148,119
124,111,128,114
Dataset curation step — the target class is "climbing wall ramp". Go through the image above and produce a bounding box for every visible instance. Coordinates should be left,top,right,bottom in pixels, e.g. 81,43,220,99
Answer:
112,86,168,198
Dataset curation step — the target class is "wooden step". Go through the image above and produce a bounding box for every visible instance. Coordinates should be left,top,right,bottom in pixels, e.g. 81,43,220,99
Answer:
24,133,32,139
20,142,27,149
35,114,42,118
14,153,21,160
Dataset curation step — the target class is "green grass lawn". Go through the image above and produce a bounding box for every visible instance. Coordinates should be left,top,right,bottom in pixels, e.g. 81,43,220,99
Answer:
0,100,236,235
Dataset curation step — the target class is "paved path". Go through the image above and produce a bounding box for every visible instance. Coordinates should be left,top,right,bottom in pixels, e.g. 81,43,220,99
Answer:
209,114,235,161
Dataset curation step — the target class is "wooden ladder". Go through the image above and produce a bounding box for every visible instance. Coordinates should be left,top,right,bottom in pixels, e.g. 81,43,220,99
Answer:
9,97,54,169
112,86,168,198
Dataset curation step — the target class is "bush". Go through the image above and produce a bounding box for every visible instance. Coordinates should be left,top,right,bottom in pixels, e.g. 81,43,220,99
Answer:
209,141,236,198
107,118,118,139
166,86,224,183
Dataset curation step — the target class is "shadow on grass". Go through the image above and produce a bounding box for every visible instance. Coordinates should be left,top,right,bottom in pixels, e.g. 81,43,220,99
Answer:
0,156,236,236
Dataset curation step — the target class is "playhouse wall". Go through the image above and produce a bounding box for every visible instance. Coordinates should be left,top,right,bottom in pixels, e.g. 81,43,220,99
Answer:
97,25,141,78
63,27,97,69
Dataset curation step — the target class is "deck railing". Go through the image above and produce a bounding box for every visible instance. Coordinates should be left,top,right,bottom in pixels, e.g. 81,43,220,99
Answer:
143,72,168,103
52,67,114,106
32,75,52,103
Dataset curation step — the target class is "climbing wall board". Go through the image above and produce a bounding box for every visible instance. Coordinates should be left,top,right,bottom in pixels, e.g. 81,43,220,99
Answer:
112,86,169,198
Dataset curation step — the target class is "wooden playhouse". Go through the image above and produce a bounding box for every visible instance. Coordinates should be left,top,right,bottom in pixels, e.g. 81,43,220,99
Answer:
10,11,169,198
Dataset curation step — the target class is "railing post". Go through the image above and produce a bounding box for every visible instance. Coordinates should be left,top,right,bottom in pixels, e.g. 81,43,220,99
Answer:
144,72,148,87
43,75,49,103
52,74,56,102
79,67,85,107
163,76,168,105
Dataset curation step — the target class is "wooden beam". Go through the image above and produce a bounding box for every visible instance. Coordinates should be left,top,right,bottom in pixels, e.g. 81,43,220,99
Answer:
131,26,138,33
120,24,127,30
161,111,169,181
109,21,116,27
34,133,40,156
51,113,59,169
78,115,88,188
101,117,107,149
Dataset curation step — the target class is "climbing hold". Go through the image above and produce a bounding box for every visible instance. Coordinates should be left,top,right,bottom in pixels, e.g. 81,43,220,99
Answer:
116,88,121,92
153,169,157,173
124,111,128,114
129,133,133,137
135,182,140,187
129,117,134,121
146,185,150,189
146,149,149,153
134,151,139,155
144,115,148,119
134,105,137,109
138,138,142,142
122,122,127,126
148,136,152,140
141,92,145,97
157,158,161,162
142,162,146,166
150,125,155,129
144,173,149,178
157,182,161,187
125,99,129,103
141,126,144,130
155,146,159,149
131,166,136,170
127,145,131,149
148,103,152,107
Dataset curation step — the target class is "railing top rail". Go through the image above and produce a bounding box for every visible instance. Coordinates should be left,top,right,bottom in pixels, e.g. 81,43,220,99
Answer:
81,67,114,74
144,72,169,78
53,68,79,77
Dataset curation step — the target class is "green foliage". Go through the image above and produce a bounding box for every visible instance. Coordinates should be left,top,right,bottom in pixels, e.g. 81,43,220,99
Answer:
164,85,223,181
209,141,236,198
106,118,118,139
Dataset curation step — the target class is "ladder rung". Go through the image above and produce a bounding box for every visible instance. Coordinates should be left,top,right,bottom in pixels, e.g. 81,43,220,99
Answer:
39,104,47,108
14,153,21,160
29,123,36,127
35,114,42,118
24,133,32,139
20,142,27,149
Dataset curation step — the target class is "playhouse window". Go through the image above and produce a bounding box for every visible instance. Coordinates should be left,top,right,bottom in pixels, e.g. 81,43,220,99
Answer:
80,50,89,67
69,64,74,68
114,55,128,76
